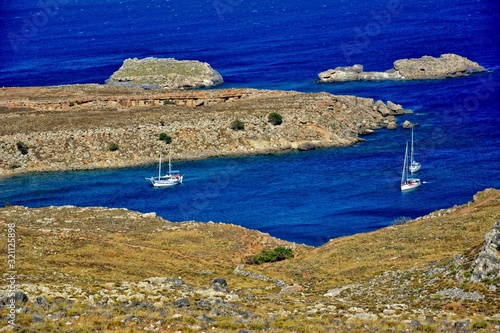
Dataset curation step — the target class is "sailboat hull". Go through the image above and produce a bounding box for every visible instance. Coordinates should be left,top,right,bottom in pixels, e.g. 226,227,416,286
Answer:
409,162,421,173
148,175,183,187
401,178,421,191
146,153,184,187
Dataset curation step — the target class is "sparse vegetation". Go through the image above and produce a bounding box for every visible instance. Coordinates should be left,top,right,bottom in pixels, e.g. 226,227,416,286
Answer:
393,216,412,225
16,141,29,155
108,142,119,151
251,246,294,264
10,162,21,169
230,119,245,131
268,112,283,125
159,132,172,144
0,189,498,332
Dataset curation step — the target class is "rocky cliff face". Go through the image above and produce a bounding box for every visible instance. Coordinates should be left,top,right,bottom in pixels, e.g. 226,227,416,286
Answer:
105,58,224,89
0,85,408,176
472,222,500,283
318,54,487,83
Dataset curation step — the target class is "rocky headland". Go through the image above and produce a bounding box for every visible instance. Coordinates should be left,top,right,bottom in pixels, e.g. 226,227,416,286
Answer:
0,189,499,332
318,54,487,83
0,84,411,176
105,57,224,89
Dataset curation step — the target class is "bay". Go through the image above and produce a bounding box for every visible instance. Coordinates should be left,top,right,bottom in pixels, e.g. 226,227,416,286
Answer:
0,0,499,246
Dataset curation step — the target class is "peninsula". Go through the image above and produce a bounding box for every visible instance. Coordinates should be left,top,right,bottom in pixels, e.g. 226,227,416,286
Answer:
0,84,409,176
318,54,487,83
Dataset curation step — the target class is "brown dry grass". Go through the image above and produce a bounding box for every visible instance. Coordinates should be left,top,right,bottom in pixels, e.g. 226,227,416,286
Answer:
0,188,499,332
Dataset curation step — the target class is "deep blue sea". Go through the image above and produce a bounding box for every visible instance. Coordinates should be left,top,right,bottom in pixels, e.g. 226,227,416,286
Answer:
0,0,499,246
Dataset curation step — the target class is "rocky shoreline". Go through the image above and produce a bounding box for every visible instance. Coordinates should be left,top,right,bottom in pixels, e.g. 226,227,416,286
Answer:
318,54,487,83
0,85,411,177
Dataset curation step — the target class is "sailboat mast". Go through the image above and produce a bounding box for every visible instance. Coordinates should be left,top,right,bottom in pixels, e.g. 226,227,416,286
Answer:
401,142,408,186
168,153,172,174
411,127,415,163
159,153,162,179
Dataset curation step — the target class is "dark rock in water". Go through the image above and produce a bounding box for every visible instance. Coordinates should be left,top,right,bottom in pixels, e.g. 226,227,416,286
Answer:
210,278,228,292
106,57,224,89
298,142,317,151
318,54,487,83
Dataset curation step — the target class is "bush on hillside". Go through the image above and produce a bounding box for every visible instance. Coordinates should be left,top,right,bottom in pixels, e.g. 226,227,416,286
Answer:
268,112,283,125
249,246,294,265
230,119,245,131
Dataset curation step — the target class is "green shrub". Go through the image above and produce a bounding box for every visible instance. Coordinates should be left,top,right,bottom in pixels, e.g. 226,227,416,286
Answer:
159,132,172,144
252,246,294,265
16,141,29,155
231,119,245,131
268,112,283,125
108,143,119,151
472,321,488,329
163,100,176,105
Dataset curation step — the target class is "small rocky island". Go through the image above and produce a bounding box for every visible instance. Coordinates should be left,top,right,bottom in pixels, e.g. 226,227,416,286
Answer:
106,57,224,89
318,54,487,83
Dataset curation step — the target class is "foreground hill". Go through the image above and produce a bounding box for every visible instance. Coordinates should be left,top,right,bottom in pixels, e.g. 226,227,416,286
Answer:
0,189,499,332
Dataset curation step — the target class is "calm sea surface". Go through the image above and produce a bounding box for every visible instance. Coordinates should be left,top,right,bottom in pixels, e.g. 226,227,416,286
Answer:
0,0,499,245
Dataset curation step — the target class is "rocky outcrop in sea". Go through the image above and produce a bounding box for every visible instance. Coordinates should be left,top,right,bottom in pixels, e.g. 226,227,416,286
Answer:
105,57,224,89
317,54,487,83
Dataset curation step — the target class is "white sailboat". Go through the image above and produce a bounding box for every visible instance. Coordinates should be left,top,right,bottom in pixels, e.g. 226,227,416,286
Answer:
401,141,421,191
146,152,183,187
409,127,421,173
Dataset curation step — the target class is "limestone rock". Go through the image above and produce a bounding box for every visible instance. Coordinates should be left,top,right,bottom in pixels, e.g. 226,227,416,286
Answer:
318,54,486,83
471,222,500,283
318,65,402,83
394,54,486,80
403,120,413,129
387,122,397,130
106,57,223,89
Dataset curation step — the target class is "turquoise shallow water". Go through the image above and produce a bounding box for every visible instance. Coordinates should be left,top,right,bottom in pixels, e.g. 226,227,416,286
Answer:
0,0,499,245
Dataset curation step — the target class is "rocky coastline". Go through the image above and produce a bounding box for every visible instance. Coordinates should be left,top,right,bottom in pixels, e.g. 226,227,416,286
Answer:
0,84,411,177
318,54,487,83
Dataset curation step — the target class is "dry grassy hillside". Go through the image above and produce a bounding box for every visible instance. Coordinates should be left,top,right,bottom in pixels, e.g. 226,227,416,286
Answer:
0,189,499,332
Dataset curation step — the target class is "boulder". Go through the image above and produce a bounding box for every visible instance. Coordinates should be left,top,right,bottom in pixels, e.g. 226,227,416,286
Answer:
210,278,228,292
387,122,397,130
106,57,224,89
471,222,500,283
403,120,413,129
